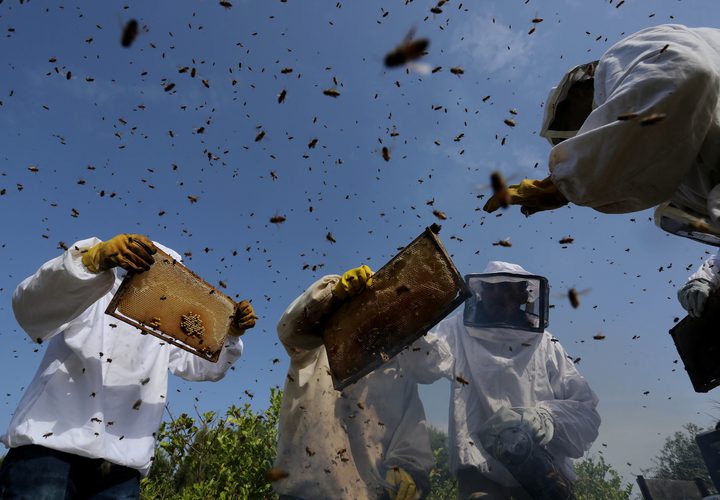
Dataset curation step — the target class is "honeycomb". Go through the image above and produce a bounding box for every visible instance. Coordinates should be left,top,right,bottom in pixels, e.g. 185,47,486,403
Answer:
323,227,470,389
105,248,235,361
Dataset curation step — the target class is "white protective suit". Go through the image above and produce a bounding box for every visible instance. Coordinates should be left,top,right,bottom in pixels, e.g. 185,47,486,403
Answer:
3,238,242,475
402,262,600,488
686,253,720,286
273,275,433,500
549,24,720,224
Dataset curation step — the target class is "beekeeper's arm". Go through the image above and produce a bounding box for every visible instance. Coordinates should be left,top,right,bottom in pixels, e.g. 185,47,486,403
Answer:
382,383,434,499
12,237,117,343
537,343,600,458
277,266,373,369
168,336,243,382
678,254,720,317
549,25,720,214
397,318,457,384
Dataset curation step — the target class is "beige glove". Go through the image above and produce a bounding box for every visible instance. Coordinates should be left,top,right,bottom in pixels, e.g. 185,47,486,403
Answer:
81,234,157,273
480,406,555,453
332,265,374,300
483,177,568,216
229,300,256,336
385,466,421,500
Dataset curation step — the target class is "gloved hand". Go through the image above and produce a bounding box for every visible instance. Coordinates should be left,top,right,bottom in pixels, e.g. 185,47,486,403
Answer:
483,177,568,216
81,234,157,273
332,265,373,300
385,466,420,500
229,300,256,336
678,278,714,318
479,406,555,453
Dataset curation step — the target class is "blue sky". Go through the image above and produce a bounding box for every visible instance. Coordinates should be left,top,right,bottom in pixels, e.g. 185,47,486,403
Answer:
2,0,720,487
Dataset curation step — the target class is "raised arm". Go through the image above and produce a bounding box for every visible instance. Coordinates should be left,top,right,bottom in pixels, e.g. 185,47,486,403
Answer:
12,238,116,343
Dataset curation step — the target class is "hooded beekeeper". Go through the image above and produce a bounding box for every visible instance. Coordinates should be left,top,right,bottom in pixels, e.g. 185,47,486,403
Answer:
0,234,256,499
483,24,720,246
399,261,600,500
272,265,433,500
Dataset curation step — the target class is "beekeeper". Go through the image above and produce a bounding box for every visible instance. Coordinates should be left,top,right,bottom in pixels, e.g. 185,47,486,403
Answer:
272,266,433,500
0,234,256,499
401,261,600,499
483,24,720,244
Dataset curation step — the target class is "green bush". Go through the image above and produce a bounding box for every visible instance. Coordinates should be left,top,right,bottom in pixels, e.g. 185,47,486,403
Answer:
573,455,634,500
141,387,282,500
647,422,714,487
427,426,458,500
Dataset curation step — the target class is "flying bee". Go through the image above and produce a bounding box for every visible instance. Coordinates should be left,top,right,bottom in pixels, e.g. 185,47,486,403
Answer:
384,28,429,68
270,215,286,224
323,88,340,97
326,232,337,243
558,236,574,245
616,112,638,121
639,112,667,126
265,468,289,482
564,287,591,309
450,66,464,76
219,1,232,8
120,19,139,48
456,375,470,385
381,146,391,162
255,130,266,142
277,89,287,104
493,238,512,247
489,171,511,208
593,333,606,340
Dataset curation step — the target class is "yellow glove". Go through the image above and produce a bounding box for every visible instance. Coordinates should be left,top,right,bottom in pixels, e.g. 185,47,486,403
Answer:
81,234,157,273
332,265,373,300
229,300,256,336
385,467,420,500
483,177,568,215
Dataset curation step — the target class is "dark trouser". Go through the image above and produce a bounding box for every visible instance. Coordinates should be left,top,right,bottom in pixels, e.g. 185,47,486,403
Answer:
457,467,532,500
0,445,140,500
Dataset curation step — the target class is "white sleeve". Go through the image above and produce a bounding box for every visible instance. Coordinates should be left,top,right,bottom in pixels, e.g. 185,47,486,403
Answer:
397,318,456,384
537,342,601,459
11,237,116,343
550,25,720,213
168,334,243,382
276,275,339,369
687,254,720,288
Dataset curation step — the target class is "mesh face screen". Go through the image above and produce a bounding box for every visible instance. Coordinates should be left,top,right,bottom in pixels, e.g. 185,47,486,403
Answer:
106,249,235,361
323,228,469,389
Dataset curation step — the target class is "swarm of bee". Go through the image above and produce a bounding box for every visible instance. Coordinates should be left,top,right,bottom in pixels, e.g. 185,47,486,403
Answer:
180,312,205,338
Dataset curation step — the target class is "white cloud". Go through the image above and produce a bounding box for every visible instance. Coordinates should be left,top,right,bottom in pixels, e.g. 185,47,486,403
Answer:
451,15,534,75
